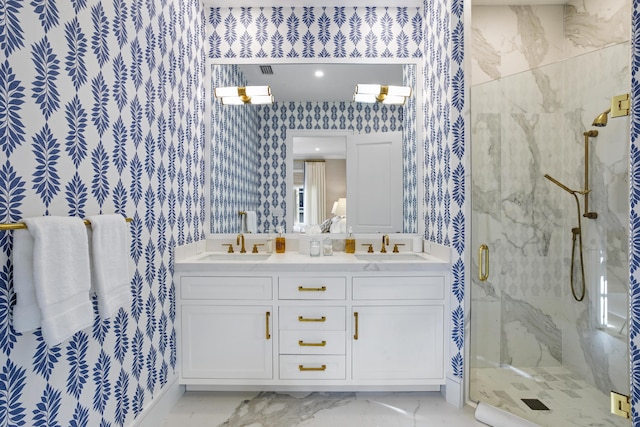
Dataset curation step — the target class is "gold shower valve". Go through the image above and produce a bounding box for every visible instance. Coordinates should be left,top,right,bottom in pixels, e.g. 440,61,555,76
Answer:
611,93,630,118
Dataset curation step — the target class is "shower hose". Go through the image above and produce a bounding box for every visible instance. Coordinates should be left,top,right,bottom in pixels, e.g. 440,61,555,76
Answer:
569,192,586,302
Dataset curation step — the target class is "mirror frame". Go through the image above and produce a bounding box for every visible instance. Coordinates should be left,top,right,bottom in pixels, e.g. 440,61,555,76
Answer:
204,59,424,237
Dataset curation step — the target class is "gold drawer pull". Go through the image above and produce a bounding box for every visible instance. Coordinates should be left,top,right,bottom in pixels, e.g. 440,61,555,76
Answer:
353,312,359,340
298,364,327,371
298,286,327,292
298,340,327,347
265,311,271,340
298,316,326,322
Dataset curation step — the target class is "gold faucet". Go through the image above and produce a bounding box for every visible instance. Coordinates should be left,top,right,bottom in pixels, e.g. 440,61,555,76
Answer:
380,234,389,253
237,233,246,253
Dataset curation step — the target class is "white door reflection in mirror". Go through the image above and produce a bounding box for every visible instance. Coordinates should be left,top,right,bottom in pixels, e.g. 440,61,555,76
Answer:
347,131,402,233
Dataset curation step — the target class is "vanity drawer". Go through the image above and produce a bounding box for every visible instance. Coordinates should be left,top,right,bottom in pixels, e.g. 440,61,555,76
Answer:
279,277,346,300
279,355,346,380
279,330,346,355
352,276,445,300
181,276,273,300
279,306,345,330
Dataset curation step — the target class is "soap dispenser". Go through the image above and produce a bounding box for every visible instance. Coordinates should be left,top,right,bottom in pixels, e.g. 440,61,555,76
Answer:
345,227,355,254
275,226,286,253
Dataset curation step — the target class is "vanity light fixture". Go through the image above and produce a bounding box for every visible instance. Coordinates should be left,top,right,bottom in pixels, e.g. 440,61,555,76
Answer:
353,84,412,105
214,86,274,105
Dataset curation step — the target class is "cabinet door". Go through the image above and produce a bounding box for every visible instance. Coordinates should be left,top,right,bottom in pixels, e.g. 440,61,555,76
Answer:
182,305,273,379
352,305,444,380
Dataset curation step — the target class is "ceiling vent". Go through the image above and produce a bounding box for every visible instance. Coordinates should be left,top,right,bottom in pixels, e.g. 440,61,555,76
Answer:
260,65,274,75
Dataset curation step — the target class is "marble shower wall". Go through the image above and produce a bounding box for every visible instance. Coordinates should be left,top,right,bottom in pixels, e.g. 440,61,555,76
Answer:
470,0,630,396
471,0,630,86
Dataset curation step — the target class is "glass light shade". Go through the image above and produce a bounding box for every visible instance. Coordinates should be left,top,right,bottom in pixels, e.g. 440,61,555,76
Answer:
353,93,377,103
386,85,412,97
249,95,274,104
382,95,408,105
215,86,273,104
244,86,271,97
354,84,382,95
220,97,245,105
353,84,411,104
214,86,240,98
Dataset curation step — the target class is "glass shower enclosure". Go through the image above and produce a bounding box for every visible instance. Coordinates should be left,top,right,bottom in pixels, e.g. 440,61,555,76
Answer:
469,41,631,426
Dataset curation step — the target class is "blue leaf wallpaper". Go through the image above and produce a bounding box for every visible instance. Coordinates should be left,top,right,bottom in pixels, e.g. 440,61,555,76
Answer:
0,0,205,425
3,0,640,423
423,0,466,382
209,64,261,234
403,63,418,234
629,0,640,420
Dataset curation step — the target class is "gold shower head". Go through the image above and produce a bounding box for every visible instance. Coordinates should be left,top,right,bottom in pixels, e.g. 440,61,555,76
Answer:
592,108,610,127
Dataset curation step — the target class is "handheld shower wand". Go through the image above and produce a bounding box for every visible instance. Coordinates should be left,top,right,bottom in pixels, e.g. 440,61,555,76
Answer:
544,174,586,302
543,174,587,195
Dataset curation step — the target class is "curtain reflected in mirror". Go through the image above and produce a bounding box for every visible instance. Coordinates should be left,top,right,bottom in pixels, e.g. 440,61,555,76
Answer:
303,161,326,226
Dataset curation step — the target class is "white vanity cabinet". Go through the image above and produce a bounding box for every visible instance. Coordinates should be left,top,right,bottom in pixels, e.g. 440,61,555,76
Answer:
278,276,347,380
175,261,450,392
179,276,273,381
181,305,273,379
351,276,446,382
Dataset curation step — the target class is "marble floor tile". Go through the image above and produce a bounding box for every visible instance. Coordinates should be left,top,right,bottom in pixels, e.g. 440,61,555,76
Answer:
160,391,483,427
470,366,630,427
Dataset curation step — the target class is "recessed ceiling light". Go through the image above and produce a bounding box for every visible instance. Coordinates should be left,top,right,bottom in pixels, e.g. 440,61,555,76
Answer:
315,70,324,78
315,147,320,151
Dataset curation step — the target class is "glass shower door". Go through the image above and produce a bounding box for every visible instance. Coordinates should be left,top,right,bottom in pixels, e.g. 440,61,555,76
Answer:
469,43,630,426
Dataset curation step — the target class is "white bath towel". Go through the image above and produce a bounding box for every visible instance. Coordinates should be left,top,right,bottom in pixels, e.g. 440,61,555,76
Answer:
87,214,130,319
245,210,257,233
12,229,42,332
22,216,93,346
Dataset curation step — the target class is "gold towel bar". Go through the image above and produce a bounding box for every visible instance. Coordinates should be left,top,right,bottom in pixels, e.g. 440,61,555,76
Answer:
0,217,133,231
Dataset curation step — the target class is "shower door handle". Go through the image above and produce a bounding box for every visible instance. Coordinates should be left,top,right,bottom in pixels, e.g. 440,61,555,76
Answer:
478,244,489,281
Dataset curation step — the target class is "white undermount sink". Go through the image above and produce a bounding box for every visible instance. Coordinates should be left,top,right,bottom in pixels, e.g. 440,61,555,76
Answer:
200,254,272,261
355,253,426,261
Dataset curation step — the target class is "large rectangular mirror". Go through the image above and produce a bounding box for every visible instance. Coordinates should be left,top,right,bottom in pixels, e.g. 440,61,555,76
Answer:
207,62,420,234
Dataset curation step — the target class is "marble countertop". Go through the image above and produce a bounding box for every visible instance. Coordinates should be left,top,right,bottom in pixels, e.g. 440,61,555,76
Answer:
175,251,450,273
